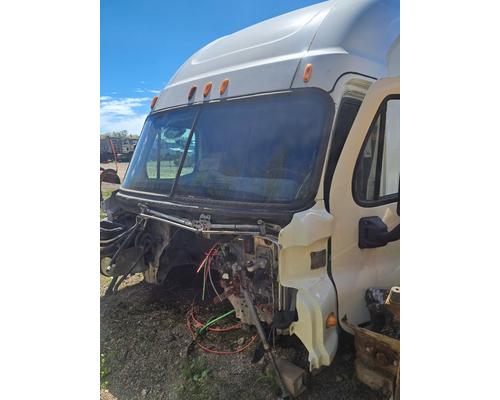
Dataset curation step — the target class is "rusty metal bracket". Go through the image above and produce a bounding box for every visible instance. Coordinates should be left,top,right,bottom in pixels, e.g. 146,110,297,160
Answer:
343,317,400,399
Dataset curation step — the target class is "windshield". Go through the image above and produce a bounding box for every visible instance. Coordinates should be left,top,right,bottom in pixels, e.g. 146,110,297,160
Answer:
122,90,332,204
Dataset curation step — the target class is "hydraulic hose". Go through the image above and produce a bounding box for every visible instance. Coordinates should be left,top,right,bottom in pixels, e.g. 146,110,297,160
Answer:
112,242,152,294
108,222,141,265
104,220,143,295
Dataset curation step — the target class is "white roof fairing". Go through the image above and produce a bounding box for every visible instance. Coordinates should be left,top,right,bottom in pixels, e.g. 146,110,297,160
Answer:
154,0,399,111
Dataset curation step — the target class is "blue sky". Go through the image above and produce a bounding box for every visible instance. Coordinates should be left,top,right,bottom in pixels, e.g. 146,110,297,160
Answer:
100,0,323,135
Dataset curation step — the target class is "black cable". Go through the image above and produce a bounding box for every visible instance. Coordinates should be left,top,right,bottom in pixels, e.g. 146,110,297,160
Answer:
112,243,153,294
104,276,118,296
107,220,141,268
103,220,143,296
111,229,179,294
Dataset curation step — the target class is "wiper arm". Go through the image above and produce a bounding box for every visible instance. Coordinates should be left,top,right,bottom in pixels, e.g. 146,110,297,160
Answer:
139,203,196,230
137,203,281,236
169,109,202,197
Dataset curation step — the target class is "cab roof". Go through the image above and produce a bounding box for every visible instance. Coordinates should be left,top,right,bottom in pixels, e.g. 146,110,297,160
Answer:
155,0,399,111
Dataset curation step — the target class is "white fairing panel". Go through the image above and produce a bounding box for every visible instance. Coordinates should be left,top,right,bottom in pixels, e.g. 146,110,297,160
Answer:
278,201,337,370
155,2,331,109
292,0,399,91
155,0,400,111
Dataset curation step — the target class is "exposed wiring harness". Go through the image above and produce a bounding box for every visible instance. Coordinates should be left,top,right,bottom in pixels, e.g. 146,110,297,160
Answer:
196,244,223,302
104,218,145,296
111,241,153,294
187,245,258,355
197,309,236,334
188,301,241,333
186,302,257,355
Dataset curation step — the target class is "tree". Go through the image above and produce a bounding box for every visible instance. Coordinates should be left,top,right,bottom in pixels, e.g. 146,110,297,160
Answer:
101,130,129,139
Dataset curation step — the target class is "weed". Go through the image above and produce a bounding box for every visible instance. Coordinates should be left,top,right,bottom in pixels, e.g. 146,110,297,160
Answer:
176,357,217,400
256,368,280,395
100,188,114,220
100,353,110,389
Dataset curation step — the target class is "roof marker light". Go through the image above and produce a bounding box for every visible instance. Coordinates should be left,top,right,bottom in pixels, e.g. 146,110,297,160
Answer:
203,82,213,97
219,78,229,95
188,85,197,100
303,63,313,83
150,96,158,109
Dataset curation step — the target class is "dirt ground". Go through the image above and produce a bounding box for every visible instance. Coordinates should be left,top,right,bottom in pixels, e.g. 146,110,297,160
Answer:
100,273,385,400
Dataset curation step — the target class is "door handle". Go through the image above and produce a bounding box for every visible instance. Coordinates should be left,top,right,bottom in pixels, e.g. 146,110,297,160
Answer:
359,216,400,249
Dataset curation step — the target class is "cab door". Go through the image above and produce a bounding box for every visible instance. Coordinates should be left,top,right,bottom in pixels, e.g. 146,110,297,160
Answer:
329,77,400,326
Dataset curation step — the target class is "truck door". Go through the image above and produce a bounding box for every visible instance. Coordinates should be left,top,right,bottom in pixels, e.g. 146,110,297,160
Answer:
329,77,400,326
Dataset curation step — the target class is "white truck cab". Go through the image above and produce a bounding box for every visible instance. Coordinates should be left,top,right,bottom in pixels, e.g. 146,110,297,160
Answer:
101,0,400,381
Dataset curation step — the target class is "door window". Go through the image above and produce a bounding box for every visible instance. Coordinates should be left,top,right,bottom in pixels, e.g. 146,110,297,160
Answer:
324,98,361,208
353,97,400,205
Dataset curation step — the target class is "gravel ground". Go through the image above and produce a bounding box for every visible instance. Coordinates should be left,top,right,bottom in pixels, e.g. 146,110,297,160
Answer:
100,273,385,400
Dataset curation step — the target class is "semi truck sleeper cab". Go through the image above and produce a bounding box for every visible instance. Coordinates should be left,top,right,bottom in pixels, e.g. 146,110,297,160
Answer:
101,0,400,394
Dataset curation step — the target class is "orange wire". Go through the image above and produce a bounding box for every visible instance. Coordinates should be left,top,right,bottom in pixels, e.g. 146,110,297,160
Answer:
188,244,258,355
185,305,257,355
196,244,219,273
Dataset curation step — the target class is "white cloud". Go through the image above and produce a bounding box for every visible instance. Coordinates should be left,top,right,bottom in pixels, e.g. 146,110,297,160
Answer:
135,88,160,94
100,96,149,116
100,96,150,135
101,113,148,135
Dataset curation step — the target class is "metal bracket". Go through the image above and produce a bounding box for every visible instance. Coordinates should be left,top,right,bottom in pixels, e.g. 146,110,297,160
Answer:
192,214,212,231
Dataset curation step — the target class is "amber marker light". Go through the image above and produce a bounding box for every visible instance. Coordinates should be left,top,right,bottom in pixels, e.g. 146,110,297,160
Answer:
188,85,197,100
203,82,213,97
219,78,229,95
326,312,337,328
303,63,313,83
150,96,158,109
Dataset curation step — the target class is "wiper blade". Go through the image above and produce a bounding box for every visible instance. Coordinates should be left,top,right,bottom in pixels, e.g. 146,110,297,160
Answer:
169,110,201,197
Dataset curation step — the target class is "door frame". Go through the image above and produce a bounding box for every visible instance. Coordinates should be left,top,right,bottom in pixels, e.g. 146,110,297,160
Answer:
328,77,400,328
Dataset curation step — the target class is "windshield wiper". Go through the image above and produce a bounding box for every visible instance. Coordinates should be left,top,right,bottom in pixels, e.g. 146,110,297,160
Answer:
169,109,202,197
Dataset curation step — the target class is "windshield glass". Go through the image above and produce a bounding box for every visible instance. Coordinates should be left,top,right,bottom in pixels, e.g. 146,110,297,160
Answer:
122,90,332,204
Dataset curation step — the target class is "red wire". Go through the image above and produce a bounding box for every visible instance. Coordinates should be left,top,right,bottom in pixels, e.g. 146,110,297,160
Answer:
185,304,257,355
196,333,257,356
188,244,258,355
196,244,219,274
